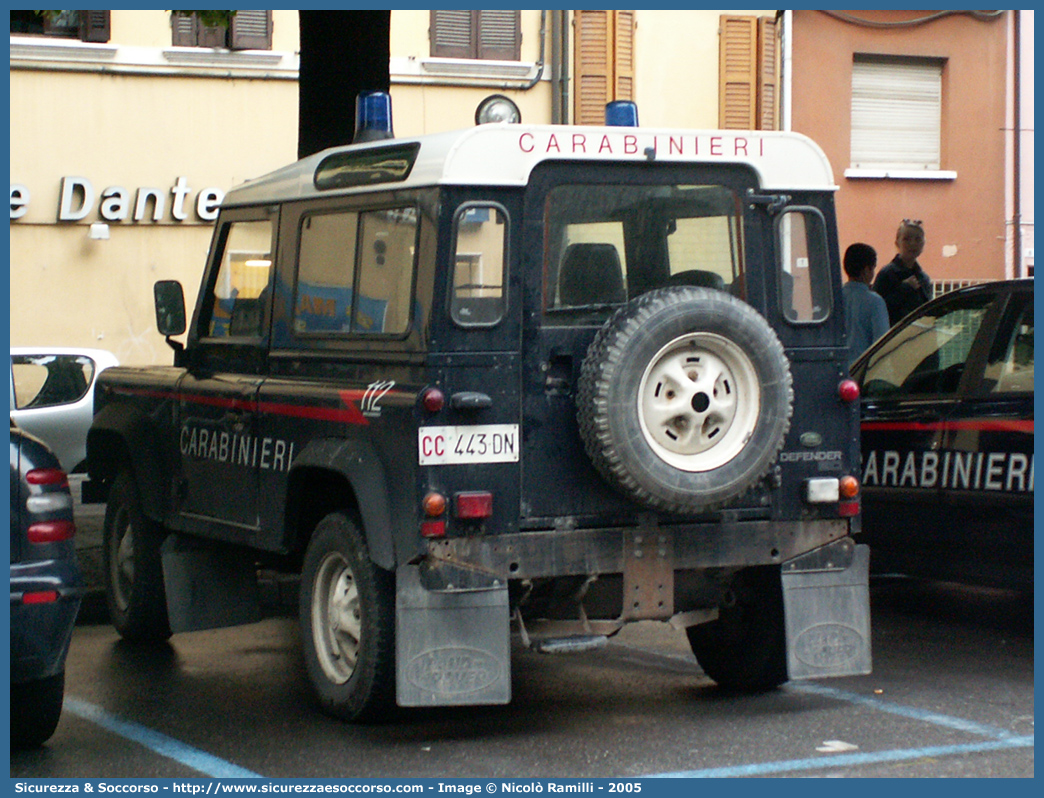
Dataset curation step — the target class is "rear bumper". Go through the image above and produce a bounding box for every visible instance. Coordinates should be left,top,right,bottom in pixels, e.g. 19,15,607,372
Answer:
10,560,83,683
422,518,851,589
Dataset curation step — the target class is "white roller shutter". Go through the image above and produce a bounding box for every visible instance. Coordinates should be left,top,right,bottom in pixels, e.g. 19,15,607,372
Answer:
851,58,942,170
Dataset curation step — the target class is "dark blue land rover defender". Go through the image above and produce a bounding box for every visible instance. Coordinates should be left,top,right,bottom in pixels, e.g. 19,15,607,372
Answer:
86,95,870,721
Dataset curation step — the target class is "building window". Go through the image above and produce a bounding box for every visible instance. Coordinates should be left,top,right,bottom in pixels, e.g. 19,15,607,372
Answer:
573,10,635,126
172,10,273,50
430,10,521,61
851,56,943,170
9,10,110,42
718,15,778,130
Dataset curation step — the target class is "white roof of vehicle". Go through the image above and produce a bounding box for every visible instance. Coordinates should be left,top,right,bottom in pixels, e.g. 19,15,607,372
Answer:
226,124,838,207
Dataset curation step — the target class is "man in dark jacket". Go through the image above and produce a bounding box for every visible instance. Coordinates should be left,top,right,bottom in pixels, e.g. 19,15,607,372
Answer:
873,219,932,326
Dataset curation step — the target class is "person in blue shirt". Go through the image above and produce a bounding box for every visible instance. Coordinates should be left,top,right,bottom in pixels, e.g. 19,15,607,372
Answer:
842,242,890,365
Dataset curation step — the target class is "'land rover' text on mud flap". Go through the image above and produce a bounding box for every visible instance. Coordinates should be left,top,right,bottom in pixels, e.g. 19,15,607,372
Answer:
86,92,870,721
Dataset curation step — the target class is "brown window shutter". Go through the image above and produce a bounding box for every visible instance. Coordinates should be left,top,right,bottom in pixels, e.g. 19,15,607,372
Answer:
719,15,758,129
757,17,779,130
574,10,636,125
431,10,474,58
476,10,520,61
171,12,197,46
614,10,635,101
574,10,612,125
230,10,272,50
78,10,110,43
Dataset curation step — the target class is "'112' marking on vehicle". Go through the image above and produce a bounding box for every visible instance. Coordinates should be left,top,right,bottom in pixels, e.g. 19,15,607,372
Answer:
418,424,520,465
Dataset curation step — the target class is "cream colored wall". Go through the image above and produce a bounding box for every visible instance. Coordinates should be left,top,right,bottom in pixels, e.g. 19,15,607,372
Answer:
634,10,774,129
389,10,772,135
111,10,299,51
10,67,298,364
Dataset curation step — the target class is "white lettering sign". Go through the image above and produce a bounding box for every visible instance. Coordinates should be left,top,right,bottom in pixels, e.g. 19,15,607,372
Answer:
10,177,226,223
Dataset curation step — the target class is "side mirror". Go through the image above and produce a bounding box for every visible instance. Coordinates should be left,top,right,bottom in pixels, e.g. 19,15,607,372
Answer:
154,280,186,350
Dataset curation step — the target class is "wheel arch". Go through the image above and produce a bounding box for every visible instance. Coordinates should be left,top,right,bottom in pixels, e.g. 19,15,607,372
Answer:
285,438,396,571
87,403,172,524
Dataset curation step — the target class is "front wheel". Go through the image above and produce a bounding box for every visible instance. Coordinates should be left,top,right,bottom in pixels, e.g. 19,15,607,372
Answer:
103,471,171,642
686,566,788,692
299,512,395,722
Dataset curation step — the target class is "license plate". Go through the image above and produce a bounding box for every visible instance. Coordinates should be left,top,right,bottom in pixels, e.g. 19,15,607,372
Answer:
418,424,520,465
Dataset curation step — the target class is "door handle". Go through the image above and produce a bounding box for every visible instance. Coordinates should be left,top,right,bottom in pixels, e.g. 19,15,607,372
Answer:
450,391,492,410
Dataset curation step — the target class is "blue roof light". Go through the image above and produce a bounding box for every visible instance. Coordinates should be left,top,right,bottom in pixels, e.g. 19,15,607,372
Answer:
353,91,394,143
605,101,639,127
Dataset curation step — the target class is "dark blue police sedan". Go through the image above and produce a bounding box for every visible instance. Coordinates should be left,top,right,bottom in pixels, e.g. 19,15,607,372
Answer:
851,279,1033,593
10,421,83,747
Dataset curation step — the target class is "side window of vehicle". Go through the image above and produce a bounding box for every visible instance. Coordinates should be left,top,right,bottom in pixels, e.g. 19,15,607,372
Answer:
207,218,274,339
294,206,418,336
295,210,358,334
451,203,508,327
861,293,995,398
11,355,94,409
776,208,831,323
984,299,1033,394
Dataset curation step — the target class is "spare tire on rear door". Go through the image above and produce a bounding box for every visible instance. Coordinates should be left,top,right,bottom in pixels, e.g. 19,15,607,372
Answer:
577,286,793,514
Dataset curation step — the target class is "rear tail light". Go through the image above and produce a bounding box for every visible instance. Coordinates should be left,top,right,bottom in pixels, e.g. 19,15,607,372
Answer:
838,379,860,403
455,491,493,519
28,520,76,543
421,491,446,538
26,468,69,487
22,590,60,605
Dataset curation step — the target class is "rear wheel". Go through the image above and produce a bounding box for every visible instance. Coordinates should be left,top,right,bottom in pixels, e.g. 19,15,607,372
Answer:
686,567,788,692
299,512,395,722
11,673,64,747
103,471,171,642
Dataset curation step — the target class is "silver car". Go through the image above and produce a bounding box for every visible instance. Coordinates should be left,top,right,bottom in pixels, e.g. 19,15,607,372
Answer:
10,348,119,473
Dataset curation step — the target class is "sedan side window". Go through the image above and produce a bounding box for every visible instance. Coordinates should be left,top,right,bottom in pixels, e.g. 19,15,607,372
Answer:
984,300,1033,394
861,293,995,398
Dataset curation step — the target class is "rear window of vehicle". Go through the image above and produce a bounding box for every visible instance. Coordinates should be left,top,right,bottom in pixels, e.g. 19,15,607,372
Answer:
542,183,744,323
11,354,95,409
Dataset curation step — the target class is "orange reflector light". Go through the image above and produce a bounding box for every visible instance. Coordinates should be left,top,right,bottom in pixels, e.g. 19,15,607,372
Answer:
422,492,446,517
839,475,860,499
22,590,59,605
455,491,493,519
420,520,445,538
28,520,76,543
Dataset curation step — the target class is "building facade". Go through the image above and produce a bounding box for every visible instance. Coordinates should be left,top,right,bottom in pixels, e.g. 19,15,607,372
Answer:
11,9,782,363
787,9,1033,288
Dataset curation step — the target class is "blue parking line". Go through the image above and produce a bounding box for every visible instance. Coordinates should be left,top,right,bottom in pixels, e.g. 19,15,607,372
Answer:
647,736,1035,778
64,696,264,778
791,682,1020,740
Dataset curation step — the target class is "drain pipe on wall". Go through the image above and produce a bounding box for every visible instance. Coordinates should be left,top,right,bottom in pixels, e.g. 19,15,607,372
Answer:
551,10,569,124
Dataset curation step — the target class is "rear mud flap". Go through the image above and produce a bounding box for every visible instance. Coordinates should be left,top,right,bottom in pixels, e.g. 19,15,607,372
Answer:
781,540,871,680
161,535,260,633
395,564,511,707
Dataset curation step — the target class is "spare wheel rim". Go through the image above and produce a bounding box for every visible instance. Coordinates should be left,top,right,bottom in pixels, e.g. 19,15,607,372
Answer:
637,331,761,472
